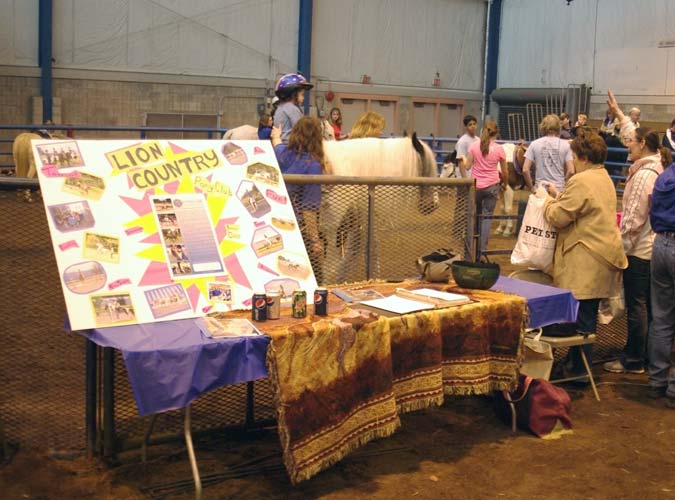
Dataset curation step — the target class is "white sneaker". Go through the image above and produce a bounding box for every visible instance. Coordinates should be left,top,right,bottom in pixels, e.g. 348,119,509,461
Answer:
603,359,645,374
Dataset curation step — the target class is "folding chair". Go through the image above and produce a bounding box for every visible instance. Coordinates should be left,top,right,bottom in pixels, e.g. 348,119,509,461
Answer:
539,333,600,401
508,270,600,401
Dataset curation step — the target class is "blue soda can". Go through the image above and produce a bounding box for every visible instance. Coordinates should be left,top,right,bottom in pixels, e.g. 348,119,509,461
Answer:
313,288,328,316
252,293,267,321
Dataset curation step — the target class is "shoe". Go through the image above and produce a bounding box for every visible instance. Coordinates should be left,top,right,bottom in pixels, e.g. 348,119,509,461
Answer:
647,386,667,399
666,397,675,409
602,359,645,374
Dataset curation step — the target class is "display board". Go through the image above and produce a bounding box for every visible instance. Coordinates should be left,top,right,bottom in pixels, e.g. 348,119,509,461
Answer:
34,139,317,330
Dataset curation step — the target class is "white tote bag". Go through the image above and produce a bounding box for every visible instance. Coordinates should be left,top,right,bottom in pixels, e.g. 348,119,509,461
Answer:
520,329,554,380
511,191,557,271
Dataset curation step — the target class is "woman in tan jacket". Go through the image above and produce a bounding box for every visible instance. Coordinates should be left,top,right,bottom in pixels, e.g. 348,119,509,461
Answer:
542,131,628,380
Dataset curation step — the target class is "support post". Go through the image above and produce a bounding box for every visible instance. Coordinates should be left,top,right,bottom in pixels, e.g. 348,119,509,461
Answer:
483,0,502,118
85,339,97,458
39,0,53,123
297,0,313,115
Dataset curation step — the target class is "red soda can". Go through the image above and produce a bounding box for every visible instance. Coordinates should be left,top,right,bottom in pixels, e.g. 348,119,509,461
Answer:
314,287,328,316
266,292,281,319
252,293,267,321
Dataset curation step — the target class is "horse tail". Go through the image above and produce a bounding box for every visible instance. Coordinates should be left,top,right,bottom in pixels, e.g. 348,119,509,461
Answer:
411,133,439,215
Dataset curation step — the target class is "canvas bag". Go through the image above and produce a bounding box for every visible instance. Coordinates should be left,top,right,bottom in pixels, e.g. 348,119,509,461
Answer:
511,190,557,271
520,329,554,380
494,374,572,438
416,248,461,282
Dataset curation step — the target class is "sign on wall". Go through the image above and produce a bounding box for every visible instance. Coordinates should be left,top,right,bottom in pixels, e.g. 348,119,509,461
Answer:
34,139,317,330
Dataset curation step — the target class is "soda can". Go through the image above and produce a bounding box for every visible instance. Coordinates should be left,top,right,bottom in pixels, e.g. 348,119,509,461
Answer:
292,290,307,318
314,287,328,316
252,293,267,321
266,292,281,320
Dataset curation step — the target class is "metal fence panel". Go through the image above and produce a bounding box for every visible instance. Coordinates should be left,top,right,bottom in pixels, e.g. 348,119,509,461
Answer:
0,176,626,454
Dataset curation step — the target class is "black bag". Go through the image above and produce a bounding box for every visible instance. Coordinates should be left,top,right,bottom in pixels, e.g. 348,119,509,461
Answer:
416,248,461,282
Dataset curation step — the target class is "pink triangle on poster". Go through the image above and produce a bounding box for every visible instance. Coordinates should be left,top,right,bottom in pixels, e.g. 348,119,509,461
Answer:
138,261,171,286
120,191,154,217
140,233,162,244
224,254,252,289
163,180,180,194
168,142,189,154
253,146,265,155
186,284,201,312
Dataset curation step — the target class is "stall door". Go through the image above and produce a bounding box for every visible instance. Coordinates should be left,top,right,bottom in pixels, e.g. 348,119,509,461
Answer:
338,98,368,134
411,102,436,137
438,104,462,139
370,99,397,136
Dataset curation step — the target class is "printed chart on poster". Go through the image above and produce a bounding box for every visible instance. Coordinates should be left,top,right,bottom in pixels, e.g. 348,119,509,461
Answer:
34,139,317,330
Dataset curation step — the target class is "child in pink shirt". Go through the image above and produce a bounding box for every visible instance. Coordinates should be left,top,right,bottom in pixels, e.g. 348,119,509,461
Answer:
464,122,507,253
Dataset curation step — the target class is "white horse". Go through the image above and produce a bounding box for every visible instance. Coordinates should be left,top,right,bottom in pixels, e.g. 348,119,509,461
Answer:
494,142,529,237
319,134,438,284
223,125,258,140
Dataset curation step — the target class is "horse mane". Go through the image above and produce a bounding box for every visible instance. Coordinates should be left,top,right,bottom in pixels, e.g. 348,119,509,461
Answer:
324,137,437,178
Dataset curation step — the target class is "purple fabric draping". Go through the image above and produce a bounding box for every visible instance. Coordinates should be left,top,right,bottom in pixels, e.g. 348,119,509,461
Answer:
81,319,269,416
77,276,576,416
491,276,579,328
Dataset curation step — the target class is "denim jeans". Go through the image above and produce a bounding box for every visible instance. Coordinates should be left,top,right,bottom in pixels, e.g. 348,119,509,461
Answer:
475,183,500,253
647,234,675,397
621,256,651,370
567,298,600,375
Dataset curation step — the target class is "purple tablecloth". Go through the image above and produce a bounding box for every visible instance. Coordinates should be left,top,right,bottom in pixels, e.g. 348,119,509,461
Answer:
82,319,269,416
80,276,577,416
491,275,579,328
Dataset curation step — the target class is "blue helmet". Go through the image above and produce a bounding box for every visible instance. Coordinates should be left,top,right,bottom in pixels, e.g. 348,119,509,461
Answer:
274,73,313,98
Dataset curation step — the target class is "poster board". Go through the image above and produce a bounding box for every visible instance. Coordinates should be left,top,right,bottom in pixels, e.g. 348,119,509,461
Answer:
34,139,317,330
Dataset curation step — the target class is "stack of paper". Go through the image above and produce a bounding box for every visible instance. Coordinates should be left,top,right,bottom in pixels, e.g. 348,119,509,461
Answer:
359,288,471,315
196,316,263,338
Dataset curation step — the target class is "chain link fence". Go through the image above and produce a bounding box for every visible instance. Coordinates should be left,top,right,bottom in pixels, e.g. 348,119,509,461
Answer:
0,174,627,457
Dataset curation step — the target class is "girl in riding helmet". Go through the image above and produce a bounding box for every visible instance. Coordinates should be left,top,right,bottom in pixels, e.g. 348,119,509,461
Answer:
273,73,313,144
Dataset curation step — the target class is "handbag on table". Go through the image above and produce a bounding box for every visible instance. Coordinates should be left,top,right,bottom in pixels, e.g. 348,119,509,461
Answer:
416,248,461,282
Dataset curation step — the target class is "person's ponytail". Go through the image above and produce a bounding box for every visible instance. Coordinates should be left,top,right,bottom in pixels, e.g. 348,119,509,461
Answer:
480,121,499,157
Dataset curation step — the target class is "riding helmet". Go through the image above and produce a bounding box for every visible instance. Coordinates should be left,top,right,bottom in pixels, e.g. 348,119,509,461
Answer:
274,73,313,99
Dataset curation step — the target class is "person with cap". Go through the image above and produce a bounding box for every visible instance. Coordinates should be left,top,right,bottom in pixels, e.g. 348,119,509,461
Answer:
273,73,313,144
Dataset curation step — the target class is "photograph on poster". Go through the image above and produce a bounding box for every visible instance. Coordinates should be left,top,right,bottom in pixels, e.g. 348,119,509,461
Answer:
236,181,271,218
91,293,136,326
48,201,95,233
36,141,85,168
83,232,120,264
246,162,279,186
151,195,225,279
271,216,296,231
63,261,107,294
158,213,179,229
252,225,283,257
264,278,300,298
61,172,105,201
207,282,233,304
277,251,312,280
144,284,191,319
221,142,248,165
226,224,240,239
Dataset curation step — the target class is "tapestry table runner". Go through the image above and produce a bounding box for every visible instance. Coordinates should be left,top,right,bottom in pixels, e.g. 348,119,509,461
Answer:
263,281,527,484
